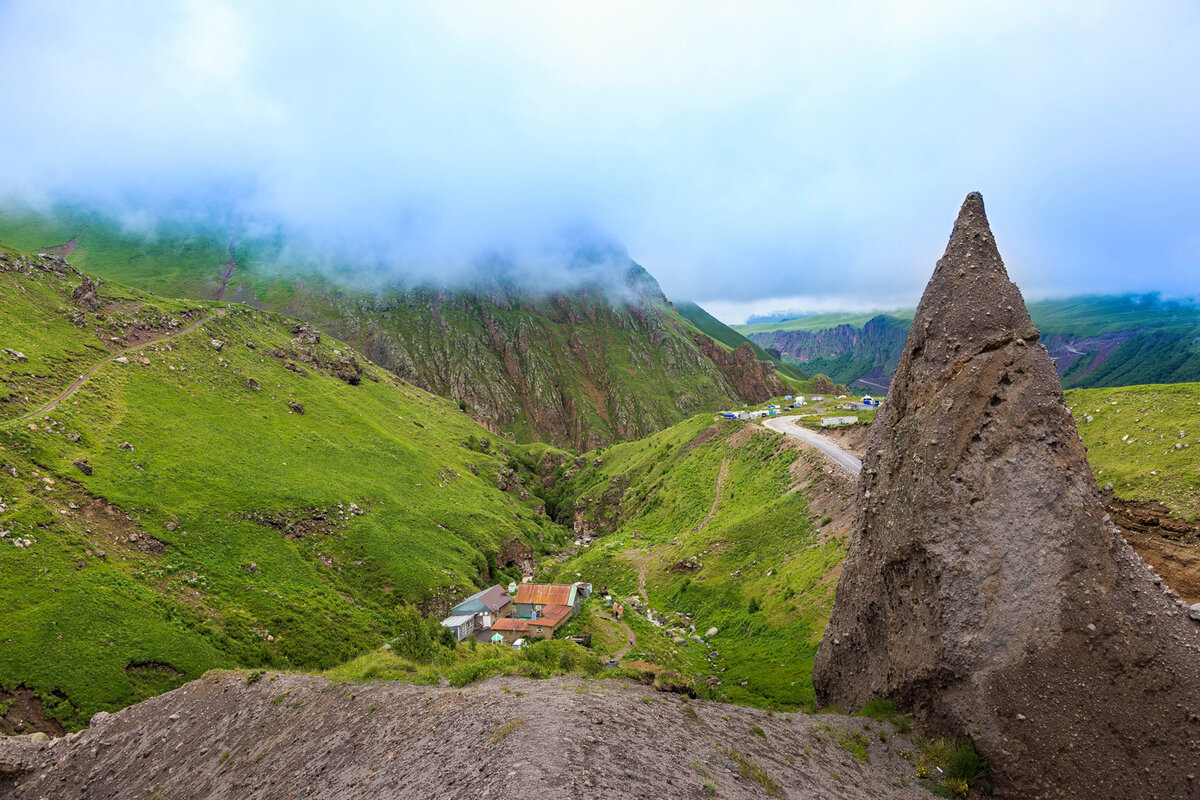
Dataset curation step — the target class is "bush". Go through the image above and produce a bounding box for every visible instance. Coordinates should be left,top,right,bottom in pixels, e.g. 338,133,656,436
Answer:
390,604,438,661
944,740,989,793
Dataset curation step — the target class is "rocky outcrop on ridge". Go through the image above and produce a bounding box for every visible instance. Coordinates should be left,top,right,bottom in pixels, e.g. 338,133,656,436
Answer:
689,335,785,404
812,193,1200,798
4,672,935,800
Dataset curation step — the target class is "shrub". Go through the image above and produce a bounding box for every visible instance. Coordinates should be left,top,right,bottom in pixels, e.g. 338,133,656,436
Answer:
944,740,989,793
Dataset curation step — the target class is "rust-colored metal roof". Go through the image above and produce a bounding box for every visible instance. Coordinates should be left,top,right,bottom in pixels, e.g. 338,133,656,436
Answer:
514,583,573,606
491,618,530,631
531,604,571,628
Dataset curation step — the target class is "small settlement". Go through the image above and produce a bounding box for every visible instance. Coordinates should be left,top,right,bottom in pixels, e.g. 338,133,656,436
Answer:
442,581,592,647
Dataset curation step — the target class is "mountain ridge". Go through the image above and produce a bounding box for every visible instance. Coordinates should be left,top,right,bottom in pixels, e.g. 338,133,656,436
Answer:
737,294,1200,391
0,206,792,449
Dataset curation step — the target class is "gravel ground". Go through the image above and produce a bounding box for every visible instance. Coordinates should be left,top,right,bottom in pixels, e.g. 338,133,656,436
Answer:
4,672,937,799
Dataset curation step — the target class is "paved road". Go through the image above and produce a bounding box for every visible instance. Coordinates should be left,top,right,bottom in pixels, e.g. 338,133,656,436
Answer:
761,416,863,477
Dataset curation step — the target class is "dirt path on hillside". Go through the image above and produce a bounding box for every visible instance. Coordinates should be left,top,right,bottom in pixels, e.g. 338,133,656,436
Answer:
214,241,237,301
5,308,226,428
599,614,638,660
693,455,730,533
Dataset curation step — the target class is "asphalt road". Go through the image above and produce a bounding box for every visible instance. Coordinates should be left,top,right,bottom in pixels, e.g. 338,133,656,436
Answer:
761,416,863,477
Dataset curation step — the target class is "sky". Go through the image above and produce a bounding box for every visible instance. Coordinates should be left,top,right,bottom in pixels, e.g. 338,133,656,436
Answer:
1,1,1198,323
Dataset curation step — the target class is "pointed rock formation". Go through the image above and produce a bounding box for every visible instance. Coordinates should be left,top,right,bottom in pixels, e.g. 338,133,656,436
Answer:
813,193,1200,798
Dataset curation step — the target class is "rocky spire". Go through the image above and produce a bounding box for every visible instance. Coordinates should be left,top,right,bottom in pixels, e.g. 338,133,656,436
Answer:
812,193,1200,798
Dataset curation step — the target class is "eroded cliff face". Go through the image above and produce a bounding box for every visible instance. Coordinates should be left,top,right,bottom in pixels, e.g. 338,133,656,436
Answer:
689,336,785,405
293,266,757,449
812,193,1200,799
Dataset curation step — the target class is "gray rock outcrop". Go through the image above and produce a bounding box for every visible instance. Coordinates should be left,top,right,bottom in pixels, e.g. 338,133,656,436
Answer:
812,193,1200,798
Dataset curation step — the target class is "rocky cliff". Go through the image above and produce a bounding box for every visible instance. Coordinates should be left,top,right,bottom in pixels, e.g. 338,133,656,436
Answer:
689,335,785,404
292,267,756,450
745,300,1200,391
812,193,1200,798
0,208,779,449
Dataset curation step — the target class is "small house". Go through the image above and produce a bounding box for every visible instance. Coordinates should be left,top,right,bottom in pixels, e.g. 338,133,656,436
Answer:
513,583,582,619
820,416,858,428
449,585,513,630
440,614,476,642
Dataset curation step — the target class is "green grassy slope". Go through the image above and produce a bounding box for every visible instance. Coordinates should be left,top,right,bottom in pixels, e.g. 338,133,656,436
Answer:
674,301,808,381
0,207,760,449
540,415,846,710
0,249,561,729
1068,383,1200,518
737,296,1200,391
736,295,1196,338
735,310,913,335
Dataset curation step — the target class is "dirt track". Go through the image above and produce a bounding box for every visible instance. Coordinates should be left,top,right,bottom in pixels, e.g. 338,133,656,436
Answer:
3,672,935,800
4,308,225,429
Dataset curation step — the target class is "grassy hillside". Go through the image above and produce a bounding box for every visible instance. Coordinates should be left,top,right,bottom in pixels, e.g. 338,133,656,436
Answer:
737,295,1196,338
739,296,1200,391
735,310,913,335
675,301,808,381
0,247,561,729
1068,382,1200,518
539,415,848,710
0,206,764,449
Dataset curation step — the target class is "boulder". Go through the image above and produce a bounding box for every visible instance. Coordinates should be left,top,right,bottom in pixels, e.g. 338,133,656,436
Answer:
71,275,101,310
812,193,1200,799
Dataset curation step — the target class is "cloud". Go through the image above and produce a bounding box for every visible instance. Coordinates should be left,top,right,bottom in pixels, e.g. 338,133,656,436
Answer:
1,1,1197,320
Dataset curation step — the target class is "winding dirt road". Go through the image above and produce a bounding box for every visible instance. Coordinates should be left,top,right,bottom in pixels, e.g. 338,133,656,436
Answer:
4,308,226,429
761,416,863,477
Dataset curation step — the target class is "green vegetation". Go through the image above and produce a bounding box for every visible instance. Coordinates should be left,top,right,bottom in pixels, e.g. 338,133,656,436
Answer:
1067,383,1200,517
1026,294,1200,337
913,737,989,798
735,311,913,336
736,296,1200,391
323,637,616,689
0,251,560,728
854,698,911,733
726,748,783,798
542,415,846,710
675,301,808,381
834,725,870,763
0,206,768,450
490,717,525,743
736,295,1197,338
1061,331,1200,388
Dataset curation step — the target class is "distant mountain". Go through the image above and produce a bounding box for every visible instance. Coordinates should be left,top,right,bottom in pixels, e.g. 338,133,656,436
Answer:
0,206,792,449
673,300,808,381
738,295,1200,391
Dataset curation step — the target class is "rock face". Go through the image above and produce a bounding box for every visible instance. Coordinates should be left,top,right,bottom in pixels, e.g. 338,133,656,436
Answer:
689,336,785,404
71,275,100,310
3,672,938,800
812,193,1200,798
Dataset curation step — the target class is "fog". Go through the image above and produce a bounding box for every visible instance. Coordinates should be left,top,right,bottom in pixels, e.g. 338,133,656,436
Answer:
1,1,1197,321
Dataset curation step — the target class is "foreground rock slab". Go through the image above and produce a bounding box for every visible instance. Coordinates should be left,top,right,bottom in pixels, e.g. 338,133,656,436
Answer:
5,673,931,800
813,192,1200,798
